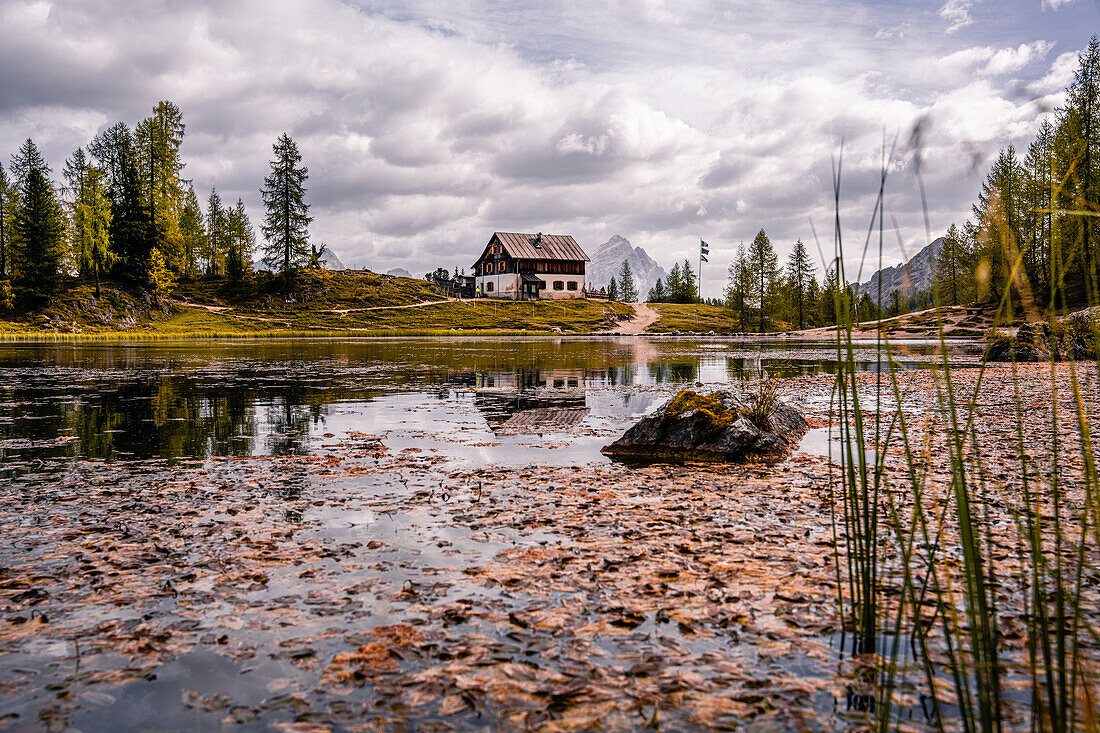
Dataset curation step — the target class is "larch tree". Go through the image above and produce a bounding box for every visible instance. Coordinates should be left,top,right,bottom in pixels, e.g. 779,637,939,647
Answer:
75,163,114,297
617,259,638,302
1056,36,1100,302
748,228,779,332
785,239,814,330
134,101,186,271
260,133,312,274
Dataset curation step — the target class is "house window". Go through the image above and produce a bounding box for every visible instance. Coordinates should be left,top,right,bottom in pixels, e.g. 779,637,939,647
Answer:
487,281,494,292
567,281,578,291
553,281,564,290
538,281,546,290
498,261,506,273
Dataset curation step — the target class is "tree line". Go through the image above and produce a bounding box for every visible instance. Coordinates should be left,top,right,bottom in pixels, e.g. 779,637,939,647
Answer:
0,100,313,310
928,38,1100,313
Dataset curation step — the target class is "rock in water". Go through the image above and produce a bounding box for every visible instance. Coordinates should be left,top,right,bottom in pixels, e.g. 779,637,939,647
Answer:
602,389,809,463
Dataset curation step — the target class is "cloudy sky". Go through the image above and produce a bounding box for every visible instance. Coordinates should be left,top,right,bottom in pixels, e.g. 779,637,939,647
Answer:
1,0,1096,295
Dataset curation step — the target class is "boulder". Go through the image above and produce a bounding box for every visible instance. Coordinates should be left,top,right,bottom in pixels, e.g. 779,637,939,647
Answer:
602,389,809,463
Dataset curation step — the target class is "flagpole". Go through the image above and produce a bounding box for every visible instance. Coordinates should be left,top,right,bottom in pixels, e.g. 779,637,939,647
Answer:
698,240,702,304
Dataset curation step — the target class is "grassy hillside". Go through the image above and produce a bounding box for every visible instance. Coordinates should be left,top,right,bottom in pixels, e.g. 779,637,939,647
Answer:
0,270,633,339
647,303,763,334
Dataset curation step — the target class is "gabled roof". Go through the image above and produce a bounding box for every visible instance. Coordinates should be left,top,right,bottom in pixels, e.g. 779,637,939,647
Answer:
489,232,589,262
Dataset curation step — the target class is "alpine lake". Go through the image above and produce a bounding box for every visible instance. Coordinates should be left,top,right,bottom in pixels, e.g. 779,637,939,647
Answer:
0,336,986,732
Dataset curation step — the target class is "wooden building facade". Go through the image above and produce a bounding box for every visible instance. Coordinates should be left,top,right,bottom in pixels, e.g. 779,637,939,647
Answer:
472,232,589,300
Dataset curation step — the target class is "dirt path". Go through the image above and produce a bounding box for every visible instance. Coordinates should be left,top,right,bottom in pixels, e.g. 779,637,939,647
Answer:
599,303,660,334
328,299,456,315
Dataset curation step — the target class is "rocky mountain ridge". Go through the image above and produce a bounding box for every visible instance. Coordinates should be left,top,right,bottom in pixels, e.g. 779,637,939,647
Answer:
857,237,943,305
588,235,667,296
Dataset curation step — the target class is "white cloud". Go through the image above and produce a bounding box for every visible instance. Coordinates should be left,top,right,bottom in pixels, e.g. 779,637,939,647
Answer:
939,0,977,34
0,0,1090,294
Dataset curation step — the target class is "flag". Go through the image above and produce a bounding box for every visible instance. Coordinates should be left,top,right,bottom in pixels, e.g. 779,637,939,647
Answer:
700,239,710,263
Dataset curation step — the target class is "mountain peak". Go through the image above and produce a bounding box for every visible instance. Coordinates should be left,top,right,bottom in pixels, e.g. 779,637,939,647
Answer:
588,235,667,296
857,237,944,305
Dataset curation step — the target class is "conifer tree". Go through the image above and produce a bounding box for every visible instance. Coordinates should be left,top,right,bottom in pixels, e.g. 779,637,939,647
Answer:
260,133,312,273
617,259,638,302
0,163,11,279
226,198,255,282
75,163,113,297
679,260,698,303
1022,121,1056,302
1056,36,1100,301
63,148,90,274
647,278,665,303
110,146,158,278
9,138,50,189
13,167,65,303
88,122,134,205
607,277,619,301
204,188,227,277
785,239,814,330
178,185,205,276
665,263,683,302
934,223,971,307
134,101,186,271
971,146,1024,304
748,229,779,332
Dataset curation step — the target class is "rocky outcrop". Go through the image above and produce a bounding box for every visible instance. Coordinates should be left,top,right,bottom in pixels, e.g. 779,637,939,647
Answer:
987,310,1098,362
602,389,809,463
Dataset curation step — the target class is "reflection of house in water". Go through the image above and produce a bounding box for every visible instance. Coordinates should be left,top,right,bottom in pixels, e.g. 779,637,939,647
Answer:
474,368,589,434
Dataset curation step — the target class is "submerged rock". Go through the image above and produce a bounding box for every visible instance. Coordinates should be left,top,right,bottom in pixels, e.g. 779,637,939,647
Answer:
602,389,809,463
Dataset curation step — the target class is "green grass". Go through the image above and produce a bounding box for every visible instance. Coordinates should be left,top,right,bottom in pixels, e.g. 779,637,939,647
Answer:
647,303,763,333
0,272,634,340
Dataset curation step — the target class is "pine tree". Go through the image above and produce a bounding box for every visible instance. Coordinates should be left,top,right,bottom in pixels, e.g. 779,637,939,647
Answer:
971,147,1024,304
785,239,814,330
1056,36,1100,302
88,122,133,205
934,223,971,307
13,167,65,303
679,260,698,303
665,263,683,302
134,101,186,272
1022,121,1056,303
260,133,312,273
724,242,751,331
110,147,158,278
63,148,90,275
204,188,227,277
178,186,205,276
647,278,665,303
0,163,12,279
747,229,779,332
226,198,255,282
9,138,50,189
607,277,619,301
617,260,638,302
75,163,113,297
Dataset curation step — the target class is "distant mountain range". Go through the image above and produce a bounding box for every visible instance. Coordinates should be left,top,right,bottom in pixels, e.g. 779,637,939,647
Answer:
857,237,944,305
588,235,667,296
386,267,412,278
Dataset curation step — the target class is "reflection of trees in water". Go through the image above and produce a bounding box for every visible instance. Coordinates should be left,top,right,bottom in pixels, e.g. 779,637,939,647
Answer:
265,391,326,457
647,361,698,384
